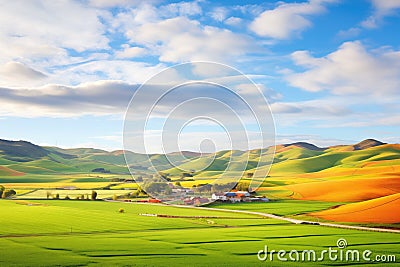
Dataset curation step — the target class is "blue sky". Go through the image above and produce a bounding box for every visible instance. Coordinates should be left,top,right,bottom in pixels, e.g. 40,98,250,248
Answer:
0,0,399,152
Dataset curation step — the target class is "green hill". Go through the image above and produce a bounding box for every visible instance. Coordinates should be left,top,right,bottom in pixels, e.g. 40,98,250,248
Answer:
0,138,398,180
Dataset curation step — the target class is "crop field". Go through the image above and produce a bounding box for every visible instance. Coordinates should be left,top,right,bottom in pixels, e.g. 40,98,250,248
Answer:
0,200,399,266
14,189,136,199
208,200,346,216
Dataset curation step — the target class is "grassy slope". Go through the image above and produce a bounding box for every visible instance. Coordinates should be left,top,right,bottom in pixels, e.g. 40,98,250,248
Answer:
1,141,399,179
310,193,400,223
208,200,345,216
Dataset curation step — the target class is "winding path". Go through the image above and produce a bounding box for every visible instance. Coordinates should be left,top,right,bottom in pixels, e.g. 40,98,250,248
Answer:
168,203,400,234
109,200,400,233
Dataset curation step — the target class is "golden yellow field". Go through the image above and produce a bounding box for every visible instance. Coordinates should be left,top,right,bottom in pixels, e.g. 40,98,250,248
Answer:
310,193,400,223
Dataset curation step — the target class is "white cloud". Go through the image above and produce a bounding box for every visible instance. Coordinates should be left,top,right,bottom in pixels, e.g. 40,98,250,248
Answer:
209,7,228,22
0,62,47,87
224,17,243,26
362,0,400,28
235,83,282,102
0,1,108,65
270,102,302,114
115,45,148,59
50,60,166,85
371,0,400,10
0,81,134,117
162,1,202,17
271,99,350,116
88,0,158,8
287,41,400,95
0,77,274,120
323,114,400,128
134,129,269,154
249,0,336,39
123,16,258,63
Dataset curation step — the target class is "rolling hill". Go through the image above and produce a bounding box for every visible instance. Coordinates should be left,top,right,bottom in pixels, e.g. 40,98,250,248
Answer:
0,138,398,178
310,193,400,223
1,138,399,223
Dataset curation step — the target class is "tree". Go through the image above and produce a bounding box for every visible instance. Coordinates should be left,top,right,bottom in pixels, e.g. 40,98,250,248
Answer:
54,193,60,199
0,185,4,197
132,190,139,197
202,184,212,192
65,195,70,200
136,187,144,196
246,172,254,178
2,189,16,199
175,181,182,187
144,182,167,194
46,191,51,199
112,194,118,201
156,172,171,181
91,190,97,200
181,172,193,178
235,182,249,191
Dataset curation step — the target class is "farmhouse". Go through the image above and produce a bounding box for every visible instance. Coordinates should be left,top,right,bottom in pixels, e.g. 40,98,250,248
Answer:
212,191,268,203
211,192,226,201
184,196,209,205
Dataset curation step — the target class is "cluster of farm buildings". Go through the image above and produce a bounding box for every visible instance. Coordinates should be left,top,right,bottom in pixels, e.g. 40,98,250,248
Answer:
135,184,269,205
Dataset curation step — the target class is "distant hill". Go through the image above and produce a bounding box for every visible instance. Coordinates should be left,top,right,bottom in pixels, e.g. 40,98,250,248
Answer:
353,139,386,150
282,142,324,151
0,139,75,162
0,138,397,177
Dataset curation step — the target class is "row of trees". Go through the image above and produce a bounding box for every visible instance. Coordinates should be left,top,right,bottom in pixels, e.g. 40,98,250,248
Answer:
46,190,98,200
191,181,250,193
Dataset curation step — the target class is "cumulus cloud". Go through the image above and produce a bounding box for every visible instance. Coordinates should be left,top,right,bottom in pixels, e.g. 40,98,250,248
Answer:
0,62,47,87
131,17,257,62
287,41,400,95
249,0,336,39
0,1,108,65
362,0,400,28
113,7,258,63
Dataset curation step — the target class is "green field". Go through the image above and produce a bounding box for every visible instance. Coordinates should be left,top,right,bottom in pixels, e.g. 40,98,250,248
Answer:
0,139,399,266
0,200,398,266
14,189,136,199
208,200,346,216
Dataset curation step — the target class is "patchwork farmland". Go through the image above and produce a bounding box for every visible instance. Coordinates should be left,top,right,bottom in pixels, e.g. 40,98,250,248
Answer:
0,138,399,265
